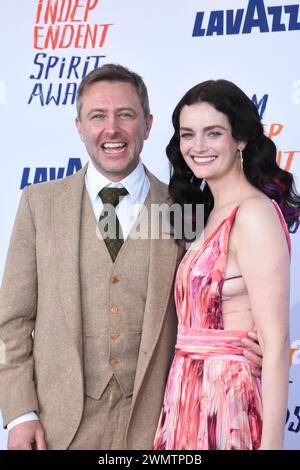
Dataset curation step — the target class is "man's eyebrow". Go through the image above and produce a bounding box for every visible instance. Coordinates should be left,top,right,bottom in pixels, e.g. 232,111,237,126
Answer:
117,107,137,113
87,107,137,116
87,108,105,116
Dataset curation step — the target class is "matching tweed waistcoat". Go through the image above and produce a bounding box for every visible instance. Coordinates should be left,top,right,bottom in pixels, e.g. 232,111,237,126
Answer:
80,188,150,399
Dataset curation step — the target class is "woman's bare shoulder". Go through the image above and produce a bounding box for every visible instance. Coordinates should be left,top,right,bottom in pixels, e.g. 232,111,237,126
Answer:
234,195,284,241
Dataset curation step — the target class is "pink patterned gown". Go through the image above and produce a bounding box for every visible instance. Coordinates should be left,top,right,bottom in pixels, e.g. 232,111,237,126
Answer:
153,201,290,450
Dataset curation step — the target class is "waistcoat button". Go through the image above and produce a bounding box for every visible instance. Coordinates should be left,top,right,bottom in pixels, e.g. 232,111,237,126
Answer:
111,306,120,314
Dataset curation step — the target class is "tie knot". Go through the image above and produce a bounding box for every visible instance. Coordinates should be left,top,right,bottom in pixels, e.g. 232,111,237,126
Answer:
99,187,128,208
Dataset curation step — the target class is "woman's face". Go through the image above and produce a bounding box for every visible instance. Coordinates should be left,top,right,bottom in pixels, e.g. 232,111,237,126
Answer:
179,101,244,181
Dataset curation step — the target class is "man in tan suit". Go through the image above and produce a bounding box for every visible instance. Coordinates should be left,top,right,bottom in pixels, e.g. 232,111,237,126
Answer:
0,64,261,450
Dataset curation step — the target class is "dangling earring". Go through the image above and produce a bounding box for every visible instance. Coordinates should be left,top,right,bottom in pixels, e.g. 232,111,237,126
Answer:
200,178,206,191
238,148,243,171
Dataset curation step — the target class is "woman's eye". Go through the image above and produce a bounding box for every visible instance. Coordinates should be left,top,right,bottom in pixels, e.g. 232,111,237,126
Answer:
208,131,221,137
180,133,193,139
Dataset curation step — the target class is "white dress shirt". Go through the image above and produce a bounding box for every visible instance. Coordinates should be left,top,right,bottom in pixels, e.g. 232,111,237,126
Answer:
7,159,150,431
85,158,150,239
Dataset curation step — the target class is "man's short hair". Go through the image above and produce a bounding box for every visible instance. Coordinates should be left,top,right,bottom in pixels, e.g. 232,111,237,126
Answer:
76,63,150,118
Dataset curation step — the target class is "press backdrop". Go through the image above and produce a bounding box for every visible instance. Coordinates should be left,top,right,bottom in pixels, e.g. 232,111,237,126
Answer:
0,0,299,449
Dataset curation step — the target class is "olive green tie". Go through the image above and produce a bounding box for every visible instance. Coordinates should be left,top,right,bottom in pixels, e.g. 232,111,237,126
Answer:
98,187,128,262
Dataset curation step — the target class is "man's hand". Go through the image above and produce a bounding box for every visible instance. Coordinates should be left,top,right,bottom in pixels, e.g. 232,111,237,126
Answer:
8,420,47,450
242,331,263,378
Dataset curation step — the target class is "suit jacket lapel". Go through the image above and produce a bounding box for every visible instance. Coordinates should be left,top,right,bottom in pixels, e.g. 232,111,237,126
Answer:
53,164,88,355
132,170,179,400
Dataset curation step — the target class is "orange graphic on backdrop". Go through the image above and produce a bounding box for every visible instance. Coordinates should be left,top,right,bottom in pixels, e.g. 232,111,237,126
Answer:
267,123,300,172
34,0,113,50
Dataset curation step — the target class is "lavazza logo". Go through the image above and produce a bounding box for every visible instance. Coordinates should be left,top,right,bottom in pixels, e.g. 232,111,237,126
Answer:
192,0,300,36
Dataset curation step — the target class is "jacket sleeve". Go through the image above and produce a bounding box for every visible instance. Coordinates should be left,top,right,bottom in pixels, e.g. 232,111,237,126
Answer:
0,186,39,427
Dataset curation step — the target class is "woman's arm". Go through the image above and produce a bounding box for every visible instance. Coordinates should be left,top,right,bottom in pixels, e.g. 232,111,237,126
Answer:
234,198,290,449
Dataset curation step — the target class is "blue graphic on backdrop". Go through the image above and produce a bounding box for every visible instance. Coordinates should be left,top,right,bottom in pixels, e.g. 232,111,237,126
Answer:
28,54,106,106
20,158,82,189
252,94,268,119
193,0,300,36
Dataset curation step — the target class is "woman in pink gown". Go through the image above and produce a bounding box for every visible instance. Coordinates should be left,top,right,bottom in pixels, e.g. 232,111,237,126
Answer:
153,80,300,450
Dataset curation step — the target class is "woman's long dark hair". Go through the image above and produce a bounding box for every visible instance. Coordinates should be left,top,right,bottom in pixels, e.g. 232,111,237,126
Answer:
168,79,300,234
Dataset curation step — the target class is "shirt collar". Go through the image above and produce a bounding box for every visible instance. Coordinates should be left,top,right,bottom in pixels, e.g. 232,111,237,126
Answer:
85,159,147,204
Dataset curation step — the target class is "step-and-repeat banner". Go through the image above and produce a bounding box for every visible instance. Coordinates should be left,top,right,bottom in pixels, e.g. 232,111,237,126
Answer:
0,0,299,449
